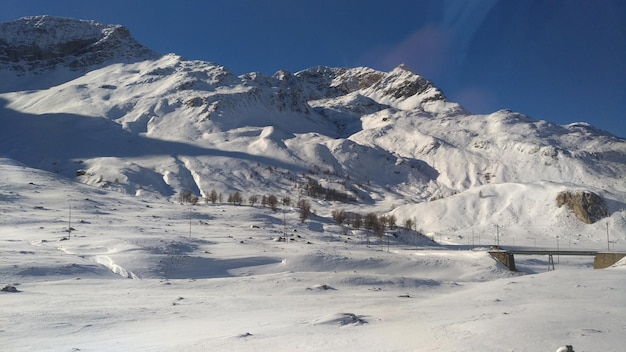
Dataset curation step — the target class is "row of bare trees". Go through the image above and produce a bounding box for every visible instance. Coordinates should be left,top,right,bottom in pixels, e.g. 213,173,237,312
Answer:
332,209,406,239
332,210,396,229
300,177,355,203
178,189,312,223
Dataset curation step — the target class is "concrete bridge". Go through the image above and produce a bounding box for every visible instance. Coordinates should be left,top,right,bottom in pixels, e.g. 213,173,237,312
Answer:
488,249,626,271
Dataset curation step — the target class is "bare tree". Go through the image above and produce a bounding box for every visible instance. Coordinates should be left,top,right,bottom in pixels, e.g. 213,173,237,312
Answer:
364,212,378,231
233,191,243,205
352,213,362,230
249,195,258,206
404,218,414,231
387,214,396,229
208,189,218,204
177,189,193,204
331,209,346,225
377,215,387,240
298,199,311,223
267,194,278,211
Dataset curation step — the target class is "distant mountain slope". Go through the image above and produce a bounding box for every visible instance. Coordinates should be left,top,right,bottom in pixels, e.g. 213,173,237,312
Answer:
1,16,625,240
0,15,157,92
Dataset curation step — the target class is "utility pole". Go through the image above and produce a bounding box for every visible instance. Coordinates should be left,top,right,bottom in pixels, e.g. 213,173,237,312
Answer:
606,222,610,251
189,205,192,238
471,227,474,249
556,236,560,264
68,202,72,240
495,225,499,247
413,218,417,250
283,211,287,242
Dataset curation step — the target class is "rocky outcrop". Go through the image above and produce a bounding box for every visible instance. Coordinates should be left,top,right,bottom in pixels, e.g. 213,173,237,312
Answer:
294,66,384,100
360,64,445,106
556,190,609,224
0,16,156,72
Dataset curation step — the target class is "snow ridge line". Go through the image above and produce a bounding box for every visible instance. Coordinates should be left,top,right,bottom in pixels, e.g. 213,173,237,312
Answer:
94,255,139,279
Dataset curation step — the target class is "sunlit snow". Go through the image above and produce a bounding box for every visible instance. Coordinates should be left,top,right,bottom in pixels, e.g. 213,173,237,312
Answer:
1,16,626,352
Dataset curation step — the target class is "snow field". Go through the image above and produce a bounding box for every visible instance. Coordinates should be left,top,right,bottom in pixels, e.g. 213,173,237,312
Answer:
2,16,626,351
2,160,625,351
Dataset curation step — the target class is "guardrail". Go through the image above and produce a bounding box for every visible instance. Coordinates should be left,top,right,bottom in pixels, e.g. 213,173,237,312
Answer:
488,249,625,271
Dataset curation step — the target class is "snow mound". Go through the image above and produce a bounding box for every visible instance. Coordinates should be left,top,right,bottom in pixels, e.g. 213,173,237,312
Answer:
312,312,368,326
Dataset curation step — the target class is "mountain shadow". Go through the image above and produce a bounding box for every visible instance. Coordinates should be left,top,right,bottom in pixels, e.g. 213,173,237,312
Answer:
0,97,309,177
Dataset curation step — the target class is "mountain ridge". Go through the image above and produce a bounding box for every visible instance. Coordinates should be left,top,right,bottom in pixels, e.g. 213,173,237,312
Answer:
0,15,156,70
1,15,625,239
2,15,626,352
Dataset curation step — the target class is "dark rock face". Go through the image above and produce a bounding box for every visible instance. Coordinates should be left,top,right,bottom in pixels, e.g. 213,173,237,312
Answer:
556,190,609,224
0,16,156,72
1,284,19,293
295,66,385,99
365,64,445,102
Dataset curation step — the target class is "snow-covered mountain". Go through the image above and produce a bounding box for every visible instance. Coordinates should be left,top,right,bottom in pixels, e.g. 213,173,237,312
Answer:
1,16,625,239
0,16,155,73
2,16,626,351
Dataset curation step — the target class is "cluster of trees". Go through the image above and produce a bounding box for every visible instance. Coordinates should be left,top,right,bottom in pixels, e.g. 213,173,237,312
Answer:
179,188,424,242
332,209,398,239
200,190,286,209
205,189,222,204
260,194,279,210
185,163,357,208
227,191,243,205
178,188,312,223
300,177,355,203
177,190,200,204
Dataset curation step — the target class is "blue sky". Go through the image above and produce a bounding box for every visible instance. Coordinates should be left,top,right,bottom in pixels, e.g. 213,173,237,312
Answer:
1,0,625,138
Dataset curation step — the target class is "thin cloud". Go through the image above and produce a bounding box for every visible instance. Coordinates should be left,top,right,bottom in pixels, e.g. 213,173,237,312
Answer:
451,86,499,115
378,25,455,80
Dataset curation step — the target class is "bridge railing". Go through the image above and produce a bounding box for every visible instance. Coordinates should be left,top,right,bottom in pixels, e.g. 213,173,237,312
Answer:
488,249,626,271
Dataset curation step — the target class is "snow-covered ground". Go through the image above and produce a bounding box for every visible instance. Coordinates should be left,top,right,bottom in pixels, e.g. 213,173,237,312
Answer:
1,16,626,351
2,159,625,352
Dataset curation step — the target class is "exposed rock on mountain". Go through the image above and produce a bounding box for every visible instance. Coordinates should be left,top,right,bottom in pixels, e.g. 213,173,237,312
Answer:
0,16,625,238
0,16,156,73
363,64,442,103
294,66,385,99
556,190,609,224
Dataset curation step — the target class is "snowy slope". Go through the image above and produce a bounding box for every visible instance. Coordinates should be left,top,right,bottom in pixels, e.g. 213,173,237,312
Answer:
2,158,626,352
1,16,625,237
2,16,626,351
1,16,625,241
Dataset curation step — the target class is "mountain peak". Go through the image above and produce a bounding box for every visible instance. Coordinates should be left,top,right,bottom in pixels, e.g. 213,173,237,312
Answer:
359,63,452,112
394,63,413,73
0,15,156,72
